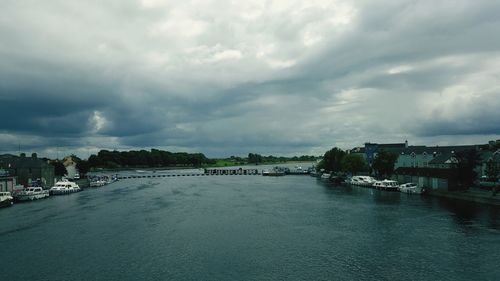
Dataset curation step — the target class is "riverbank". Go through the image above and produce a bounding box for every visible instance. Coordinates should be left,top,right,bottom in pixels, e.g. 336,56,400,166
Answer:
428,188,500,206
203,160,315,168
89,161,315,172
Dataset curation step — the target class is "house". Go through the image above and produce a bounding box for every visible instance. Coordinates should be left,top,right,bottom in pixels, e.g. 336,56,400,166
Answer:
63,156,79,178
0,169,21,193
394,146,481,191
394,167,458,191
476,150,500,178
0,153,55,189
363,141,408,168
428,152,459,169
394,145,479,169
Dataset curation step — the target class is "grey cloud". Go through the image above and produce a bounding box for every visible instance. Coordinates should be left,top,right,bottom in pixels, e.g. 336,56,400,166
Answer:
1,0,500,158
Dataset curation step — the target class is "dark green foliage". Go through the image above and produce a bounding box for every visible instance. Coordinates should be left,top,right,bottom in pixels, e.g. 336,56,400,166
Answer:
50,160,67,177
86,149,213,169
76,160,91,176
485,159,499,182
341,154,367,175
317,147,346,172
372,150,398,177
246,153,317,164
248,153,263,163
454,149,481,189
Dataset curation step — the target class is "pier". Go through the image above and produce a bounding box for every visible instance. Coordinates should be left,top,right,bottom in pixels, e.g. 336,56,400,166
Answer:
116,168,260,180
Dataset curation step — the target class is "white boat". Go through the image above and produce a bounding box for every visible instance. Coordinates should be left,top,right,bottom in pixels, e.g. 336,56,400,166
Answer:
0,191,14,208
398,183,424,194
14,186,50,201
349,176,376,186
262,169,285,176
320,173,331,180
89,179,107,187
373,180,399,191
49,180,81,195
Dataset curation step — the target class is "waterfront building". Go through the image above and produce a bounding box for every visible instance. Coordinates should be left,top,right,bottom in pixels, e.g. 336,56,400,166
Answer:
363,141,407,169
394,146,486,191
477,149,500,178
0,153,55,189
0,169,20,193
63,155,79,178
394,167,457,191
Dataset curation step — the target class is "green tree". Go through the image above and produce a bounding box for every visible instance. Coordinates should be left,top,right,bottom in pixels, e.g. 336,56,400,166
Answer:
372,150,398,178
485,159,499,182
317,147,346,172
248,153,263,164
50,161,67,177
341,154,367,175
76,160,91,177
455,149,481,190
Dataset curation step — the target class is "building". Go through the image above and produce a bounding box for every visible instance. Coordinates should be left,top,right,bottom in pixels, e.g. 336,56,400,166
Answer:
394,167,458,191
477,149,500,179
364,141,408,169
394,145,485,191
0,169,21,193
63,156,79,178
0,153,55,189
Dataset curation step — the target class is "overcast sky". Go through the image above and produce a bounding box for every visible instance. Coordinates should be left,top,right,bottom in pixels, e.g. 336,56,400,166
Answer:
1,0,499,159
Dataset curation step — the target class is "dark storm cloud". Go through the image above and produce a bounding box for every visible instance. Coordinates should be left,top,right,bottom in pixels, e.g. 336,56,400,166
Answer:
1,0,499,158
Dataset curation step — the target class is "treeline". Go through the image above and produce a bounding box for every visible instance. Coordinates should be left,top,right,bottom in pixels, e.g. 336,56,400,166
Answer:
247,153,318,164
316,148,370,175
317,147,483,186
317,147,398,177
86,149,214,169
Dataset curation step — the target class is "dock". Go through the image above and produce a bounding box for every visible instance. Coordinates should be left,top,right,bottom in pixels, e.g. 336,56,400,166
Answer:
116,168,260,180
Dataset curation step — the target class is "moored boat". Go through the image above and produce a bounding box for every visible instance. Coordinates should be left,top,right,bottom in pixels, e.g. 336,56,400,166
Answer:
89,180,106,187
373,180,399,191
262,169,285,176
0,191,14,208
320,173,331,180
398,183,424,194
349,176,376,186
14,186,50,201
49,180,81,195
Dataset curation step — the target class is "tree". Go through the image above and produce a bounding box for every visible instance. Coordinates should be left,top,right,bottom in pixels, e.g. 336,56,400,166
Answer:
76,160,91,177
485,159,499,182
341,154,367,175
50,161,67,177
248,153,263,164
372,150,398,178
455,149,481,190
317,147,346,172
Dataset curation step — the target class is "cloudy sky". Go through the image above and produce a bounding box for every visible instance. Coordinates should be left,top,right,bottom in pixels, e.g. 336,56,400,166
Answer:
1,0,500,158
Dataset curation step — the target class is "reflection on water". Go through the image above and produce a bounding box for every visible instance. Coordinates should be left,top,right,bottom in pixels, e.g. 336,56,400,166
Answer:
0,173,499,281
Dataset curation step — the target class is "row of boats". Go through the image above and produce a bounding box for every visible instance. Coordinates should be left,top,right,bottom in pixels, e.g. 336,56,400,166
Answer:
0,179,80,207
1,175,118,208
318,174,424,194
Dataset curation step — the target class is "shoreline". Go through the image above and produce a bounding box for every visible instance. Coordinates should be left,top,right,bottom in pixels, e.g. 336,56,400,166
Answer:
428,189,500,207
89,161,315,172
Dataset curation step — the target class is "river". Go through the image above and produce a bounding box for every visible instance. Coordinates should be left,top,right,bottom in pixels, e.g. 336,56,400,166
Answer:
1,170,499,280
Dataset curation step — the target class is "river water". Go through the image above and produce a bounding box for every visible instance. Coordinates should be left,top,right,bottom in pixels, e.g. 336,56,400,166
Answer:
1,170,499,281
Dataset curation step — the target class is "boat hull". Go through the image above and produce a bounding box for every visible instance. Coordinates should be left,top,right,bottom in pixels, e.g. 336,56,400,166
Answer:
0,198,13,208
15,192,50,201
49,189,80,195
